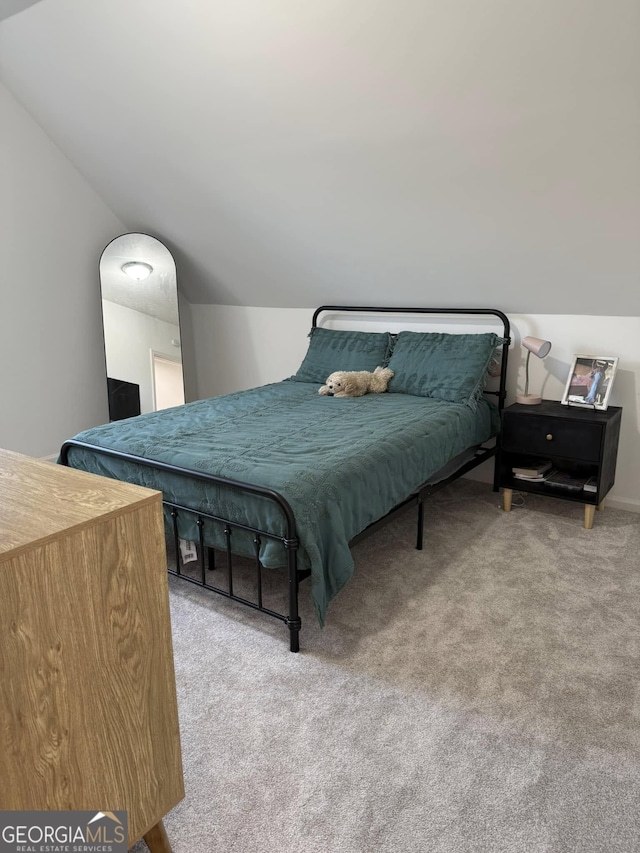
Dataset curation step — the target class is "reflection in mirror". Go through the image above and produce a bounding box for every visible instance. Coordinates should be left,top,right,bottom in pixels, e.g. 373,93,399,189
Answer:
99,233,185,420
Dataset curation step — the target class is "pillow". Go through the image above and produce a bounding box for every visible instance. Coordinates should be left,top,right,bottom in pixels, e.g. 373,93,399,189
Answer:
291,327,393,384
387,331,501,406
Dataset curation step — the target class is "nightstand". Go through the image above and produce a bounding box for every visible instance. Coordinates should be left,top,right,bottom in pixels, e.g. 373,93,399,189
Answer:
498,401,622,529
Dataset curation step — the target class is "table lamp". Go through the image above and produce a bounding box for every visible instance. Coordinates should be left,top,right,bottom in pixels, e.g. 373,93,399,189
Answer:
516,336,552,405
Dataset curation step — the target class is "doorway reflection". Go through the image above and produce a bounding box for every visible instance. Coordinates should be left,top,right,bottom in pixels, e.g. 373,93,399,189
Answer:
99,233,185,419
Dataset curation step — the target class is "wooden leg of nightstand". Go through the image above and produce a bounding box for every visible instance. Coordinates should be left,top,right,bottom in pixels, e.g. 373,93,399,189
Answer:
143,820,173,853
502,488,513,512
584,504,596,530
597,499,606,511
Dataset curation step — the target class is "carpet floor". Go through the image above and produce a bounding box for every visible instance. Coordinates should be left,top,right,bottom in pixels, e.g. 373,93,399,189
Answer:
133,480,640,853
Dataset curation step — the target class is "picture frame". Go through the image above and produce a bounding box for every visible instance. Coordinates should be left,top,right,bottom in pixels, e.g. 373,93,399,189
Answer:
561,355,619,410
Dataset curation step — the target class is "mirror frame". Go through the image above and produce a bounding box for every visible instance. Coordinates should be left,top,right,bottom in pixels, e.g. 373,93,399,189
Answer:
99,233,186,420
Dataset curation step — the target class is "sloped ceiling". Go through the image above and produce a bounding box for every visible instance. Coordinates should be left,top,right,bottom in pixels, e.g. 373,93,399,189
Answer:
1,0,638,312
0,0,44,22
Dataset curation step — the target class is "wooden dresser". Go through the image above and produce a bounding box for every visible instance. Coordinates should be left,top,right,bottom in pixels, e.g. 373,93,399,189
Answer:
0,449,184,852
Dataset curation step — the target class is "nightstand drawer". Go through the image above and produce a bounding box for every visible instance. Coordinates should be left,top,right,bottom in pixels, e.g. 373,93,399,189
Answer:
501,412,602,462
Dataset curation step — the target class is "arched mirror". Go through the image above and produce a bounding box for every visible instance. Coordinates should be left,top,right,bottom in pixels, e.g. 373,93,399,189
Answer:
99,233,185,420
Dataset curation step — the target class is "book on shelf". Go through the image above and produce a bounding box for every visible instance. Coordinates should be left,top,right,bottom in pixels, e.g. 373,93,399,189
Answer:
513,469,555,482
511,458,553,477
583,476,598,493
544,470,588,492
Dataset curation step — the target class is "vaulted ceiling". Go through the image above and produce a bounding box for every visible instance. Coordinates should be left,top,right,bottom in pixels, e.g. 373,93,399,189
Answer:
0,0,43,22
1,0,638,312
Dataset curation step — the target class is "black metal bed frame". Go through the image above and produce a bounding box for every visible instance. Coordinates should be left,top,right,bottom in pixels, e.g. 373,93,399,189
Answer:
60,306,510,653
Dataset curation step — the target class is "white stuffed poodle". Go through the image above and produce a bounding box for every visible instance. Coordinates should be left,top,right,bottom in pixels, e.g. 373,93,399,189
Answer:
318,366,394,398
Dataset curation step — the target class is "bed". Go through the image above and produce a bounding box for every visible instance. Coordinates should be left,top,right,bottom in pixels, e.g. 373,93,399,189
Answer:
60,306,511,651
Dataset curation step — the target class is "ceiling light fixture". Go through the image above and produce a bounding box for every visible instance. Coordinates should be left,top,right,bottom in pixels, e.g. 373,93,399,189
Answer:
121,261,153,281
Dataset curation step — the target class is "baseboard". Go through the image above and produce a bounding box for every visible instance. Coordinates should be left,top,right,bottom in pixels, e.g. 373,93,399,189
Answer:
605,496,640,514
40,453,59,463
463,468,639,514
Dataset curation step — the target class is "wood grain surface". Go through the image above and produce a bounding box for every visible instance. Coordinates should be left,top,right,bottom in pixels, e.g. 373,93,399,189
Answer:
0,450,184,847
0,447,160,558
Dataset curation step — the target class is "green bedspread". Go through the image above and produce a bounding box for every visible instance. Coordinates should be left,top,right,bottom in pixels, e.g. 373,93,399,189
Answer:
63,381,499,625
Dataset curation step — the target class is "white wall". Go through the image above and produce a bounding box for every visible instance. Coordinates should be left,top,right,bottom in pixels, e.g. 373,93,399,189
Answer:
191,304,640,512
191,306,311,396
102,300,182,415
178,290,198,405
0,81,124,458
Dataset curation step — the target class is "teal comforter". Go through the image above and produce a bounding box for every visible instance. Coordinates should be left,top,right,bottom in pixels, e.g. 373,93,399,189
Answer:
64,381,499,624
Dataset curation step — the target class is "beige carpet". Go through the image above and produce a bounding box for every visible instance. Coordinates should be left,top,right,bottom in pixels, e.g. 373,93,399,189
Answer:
133,480,640,853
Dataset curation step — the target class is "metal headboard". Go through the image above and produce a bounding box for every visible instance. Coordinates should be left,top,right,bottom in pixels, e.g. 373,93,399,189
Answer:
312,305,511,411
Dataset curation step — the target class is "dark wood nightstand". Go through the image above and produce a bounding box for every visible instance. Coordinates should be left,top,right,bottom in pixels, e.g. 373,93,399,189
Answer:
498,400,622,529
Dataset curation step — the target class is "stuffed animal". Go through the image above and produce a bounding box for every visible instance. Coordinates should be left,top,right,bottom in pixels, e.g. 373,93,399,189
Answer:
318,366,394,398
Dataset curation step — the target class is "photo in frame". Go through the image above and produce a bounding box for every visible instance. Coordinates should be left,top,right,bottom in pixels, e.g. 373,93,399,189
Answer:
561,355,619,410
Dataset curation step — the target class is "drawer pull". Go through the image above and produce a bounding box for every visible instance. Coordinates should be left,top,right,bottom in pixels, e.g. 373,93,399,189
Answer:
546,434,553,441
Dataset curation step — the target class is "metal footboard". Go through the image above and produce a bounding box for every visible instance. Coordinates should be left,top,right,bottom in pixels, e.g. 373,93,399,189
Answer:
59,440,305,652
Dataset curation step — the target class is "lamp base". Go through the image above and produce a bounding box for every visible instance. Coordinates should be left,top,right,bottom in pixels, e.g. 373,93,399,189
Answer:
516,393,542,405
